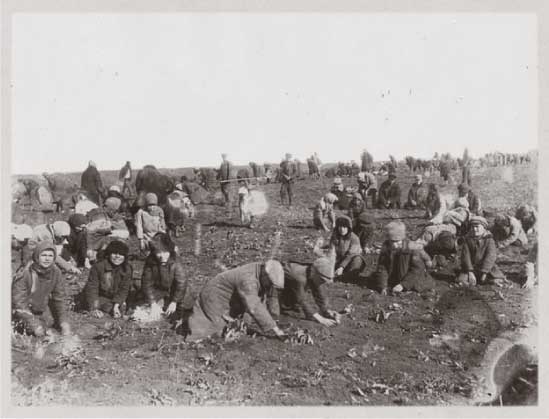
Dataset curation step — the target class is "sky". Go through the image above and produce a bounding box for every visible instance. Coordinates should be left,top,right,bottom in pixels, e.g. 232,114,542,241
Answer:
11,13,537,174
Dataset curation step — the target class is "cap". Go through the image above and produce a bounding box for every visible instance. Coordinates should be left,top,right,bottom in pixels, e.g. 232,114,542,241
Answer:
265,260,284,289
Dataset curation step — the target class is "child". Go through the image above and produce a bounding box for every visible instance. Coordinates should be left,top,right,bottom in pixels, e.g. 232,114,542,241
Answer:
329,216,365,282
141,233,188,321
12,242,71,337
84,240,133,318
457,216,506,286
135,192,166,252
313,193,337,232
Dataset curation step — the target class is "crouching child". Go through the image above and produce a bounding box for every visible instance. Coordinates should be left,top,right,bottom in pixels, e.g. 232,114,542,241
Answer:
84,240,132,318
141,233,188,321
457,216,506,286
12,242,71,337
372,221,434,295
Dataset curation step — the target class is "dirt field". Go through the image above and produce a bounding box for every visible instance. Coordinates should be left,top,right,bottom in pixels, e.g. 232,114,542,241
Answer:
10,163,538,406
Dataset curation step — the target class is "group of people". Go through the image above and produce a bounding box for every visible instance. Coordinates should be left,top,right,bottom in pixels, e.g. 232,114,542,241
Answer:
11,152,538,345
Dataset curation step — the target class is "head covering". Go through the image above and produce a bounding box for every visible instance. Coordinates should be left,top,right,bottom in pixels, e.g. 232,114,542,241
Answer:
333,177,343,185
385,221,406,241
458,183,470,194
221,153,228,159
52,221,70,238
109,185,121,193
415,174,423,182
264,260,284,289
68,213,87,229
149,232,176,255
145,192,158,206
437,231,456,251
324,192,338,204
104,197,122,212
352,192,363,201
31,241,57,274
470,216,488,228
104,240,129,258
12,223,33,241
335,215,352,231
89,161,96,168
285,153,292,160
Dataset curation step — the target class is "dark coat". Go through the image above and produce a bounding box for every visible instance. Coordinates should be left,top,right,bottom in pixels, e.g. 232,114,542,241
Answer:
81,166,104,204
141,257,188,305
375,240,434,291
406,182,426,208
460,232,504,279
378,179,401,209
135,165,174,205
330,231,362,270
280,160,293,184
360,151,374,172
466,191,481,216
85,259,133,308
277,262,331,320
12,263,67,324
218,161,232,181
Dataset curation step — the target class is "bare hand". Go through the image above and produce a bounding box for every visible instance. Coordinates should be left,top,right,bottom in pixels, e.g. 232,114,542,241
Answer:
165,302,177,316
318,316,337,327
334,267,344,277
392,284,404,293
112,305,121,319
60,321,71,336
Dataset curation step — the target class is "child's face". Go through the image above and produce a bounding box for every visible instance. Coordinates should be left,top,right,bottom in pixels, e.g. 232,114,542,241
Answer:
338,226,349,236
109,253,126,266
155,251,170,264
38,250,55,268
472,224,485,237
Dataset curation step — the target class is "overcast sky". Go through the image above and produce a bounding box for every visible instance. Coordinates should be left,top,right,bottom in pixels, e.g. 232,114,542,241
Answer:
11,13,537,174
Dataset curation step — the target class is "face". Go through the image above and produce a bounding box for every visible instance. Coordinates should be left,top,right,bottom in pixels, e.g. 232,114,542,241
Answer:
38,249,55,268
155,251,170,264
109,252,126,266
472,224,485,237
338,225,349,236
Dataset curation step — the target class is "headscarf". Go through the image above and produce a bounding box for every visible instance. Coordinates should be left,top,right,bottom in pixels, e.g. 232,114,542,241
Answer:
149,232,177,260
385,221,406,241
31,241,57,277
335,216,353,237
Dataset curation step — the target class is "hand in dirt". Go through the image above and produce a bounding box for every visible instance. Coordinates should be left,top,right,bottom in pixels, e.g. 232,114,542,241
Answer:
334,267,344,277
60,321,71,336
112,305,121,319
326,310,342,324
468,272,478,285
91,309,104,319
318,316,338,327
165,302,177,316
392,284,404,293
84,258,92,270
479,273,487,284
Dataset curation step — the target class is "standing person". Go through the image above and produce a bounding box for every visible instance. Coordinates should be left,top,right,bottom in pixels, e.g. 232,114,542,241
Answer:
457,216,505,286
84,240,132,318
329,216,365,283
118,161,133,197
439,159,451,185
280,153,294,207
348,192,365,222
12,242,71,337
217,153,233,206
461,160,472,186
81,161,105,206
135,192,167,253
360,149,374,172
372,221,434,295
186,260,287,341
141,233,188,321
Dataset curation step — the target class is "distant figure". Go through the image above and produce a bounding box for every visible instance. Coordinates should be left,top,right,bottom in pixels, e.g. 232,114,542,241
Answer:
118,161,133,197
439,160,451,185
280,153,294,207
461,160,472,186
404,174,426,209
217,153,232,206
81,161,105,205
360,149,374,172
457,184,482,216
